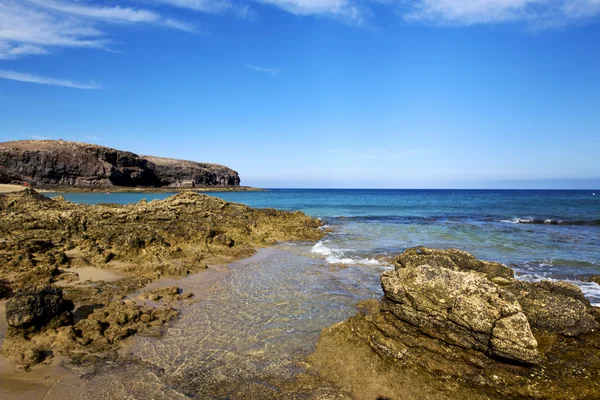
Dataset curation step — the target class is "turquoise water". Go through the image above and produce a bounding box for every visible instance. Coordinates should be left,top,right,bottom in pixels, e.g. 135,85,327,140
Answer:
50,189,600,304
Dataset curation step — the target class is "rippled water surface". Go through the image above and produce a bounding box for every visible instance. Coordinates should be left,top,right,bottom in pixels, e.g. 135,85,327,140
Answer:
67,245,384,398
53,189,600,303
7,188,596,398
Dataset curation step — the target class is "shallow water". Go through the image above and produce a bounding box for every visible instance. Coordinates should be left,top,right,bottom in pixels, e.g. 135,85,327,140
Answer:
52,189,600,303
3,189,599,398
20,246,383,399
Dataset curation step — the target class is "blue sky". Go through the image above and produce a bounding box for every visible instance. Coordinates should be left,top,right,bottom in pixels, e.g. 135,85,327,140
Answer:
0,0,599,188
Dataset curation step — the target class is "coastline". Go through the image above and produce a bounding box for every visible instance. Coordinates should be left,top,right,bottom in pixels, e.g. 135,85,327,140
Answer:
0,184,264,194
0,189,323,372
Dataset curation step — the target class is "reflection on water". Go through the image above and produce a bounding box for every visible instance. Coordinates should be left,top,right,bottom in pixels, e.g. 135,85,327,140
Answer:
70,245,383,399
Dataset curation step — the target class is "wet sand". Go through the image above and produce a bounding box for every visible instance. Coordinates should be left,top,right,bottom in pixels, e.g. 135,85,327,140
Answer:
0,257,238,399
54,267,126,286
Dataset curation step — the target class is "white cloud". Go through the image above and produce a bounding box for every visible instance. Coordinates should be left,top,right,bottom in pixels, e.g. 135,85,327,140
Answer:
251,0,600,27
147,0,234,13
0,69,101,89
26,0,160,23
402,0,600,26
0,0,195,62
145,0,256,19
246,64,280,77
0,43,49,60
254,0,364,22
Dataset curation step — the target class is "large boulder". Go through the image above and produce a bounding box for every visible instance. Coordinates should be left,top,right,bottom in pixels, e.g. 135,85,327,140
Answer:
5,286,74,332
381,264,541,364
308,248,600,400
395,246,514,279
508,280,599,336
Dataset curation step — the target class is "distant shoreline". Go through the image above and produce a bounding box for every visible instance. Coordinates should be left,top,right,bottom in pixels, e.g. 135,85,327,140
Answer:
0,184,264,194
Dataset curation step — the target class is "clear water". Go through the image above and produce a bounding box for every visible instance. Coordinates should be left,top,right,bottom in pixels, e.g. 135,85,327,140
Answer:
31,189,600,398
50,189,600,303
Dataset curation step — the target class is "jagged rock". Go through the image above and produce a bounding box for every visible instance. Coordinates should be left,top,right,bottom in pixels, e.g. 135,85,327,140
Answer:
61,301,178,351
508,280,599,336
5,286,73,331
2,300,178,368
0,189,324,368
137,286,193,301
308,248,600,400
395,247,599,337
0,190,323,291
0,140,240,188
381,264,541,364
583,274,600,285
395,246,514,279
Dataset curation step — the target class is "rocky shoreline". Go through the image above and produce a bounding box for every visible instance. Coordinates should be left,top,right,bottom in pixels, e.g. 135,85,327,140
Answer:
2,189,599,399
0,189,323,369
308,247,600,399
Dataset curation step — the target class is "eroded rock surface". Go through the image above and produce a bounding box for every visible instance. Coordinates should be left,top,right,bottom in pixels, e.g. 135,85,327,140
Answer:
0,189,323,293
309,247,600,400
381,265,540,364
0,189,323,368
5,286,73,332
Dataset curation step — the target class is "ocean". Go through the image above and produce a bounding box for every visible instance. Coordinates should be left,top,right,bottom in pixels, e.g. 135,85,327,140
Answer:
51,189,600,304
8,188,593,398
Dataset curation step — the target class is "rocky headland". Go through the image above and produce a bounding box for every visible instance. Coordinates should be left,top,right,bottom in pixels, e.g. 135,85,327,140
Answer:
0,189,323,368
0,140,241,190
308,247,600,400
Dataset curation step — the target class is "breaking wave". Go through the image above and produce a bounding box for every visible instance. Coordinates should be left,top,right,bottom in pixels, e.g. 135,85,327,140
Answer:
311,241,383,266
500,217,600,226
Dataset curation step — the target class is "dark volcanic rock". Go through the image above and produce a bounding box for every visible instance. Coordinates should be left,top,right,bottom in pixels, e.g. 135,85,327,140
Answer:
144,156,240,187
0,140,240,188
5,286,74,331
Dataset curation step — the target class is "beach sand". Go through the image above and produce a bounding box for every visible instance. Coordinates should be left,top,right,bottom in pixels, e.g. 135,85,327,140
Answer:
0,185,27,194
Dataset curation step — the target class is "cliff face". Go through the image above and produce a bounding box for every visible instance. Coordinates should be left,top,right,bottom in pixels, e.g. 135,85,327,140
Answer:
144,156,240,187
0,140,240,188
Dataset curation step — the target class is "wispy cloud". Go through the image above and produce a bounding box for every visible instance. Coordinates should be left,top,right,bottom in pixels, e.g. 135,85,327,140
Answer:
251,0,600,27
26,0,160,23
253,0,364,22
246,64,280,77
146,0,256,19
0,69,100,89
402,0,600,27
0,0,195,61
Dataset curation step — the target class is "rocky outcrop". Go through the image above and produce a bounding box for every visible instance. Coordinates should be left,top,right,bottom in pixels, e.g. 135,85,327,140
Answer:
309,247,600,400
144,156,239,187
0,189,323,368
2,294,178,369
0,140,240,188
5,286,73,332
0,189,323,292
381,265,541,364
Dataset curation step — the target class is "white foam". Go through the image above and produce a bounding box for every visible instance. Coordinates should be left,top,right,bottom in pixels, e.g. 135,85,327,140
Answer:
311,241,383,266
500,217,534,224
311,241,332,256
326,254,382,266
